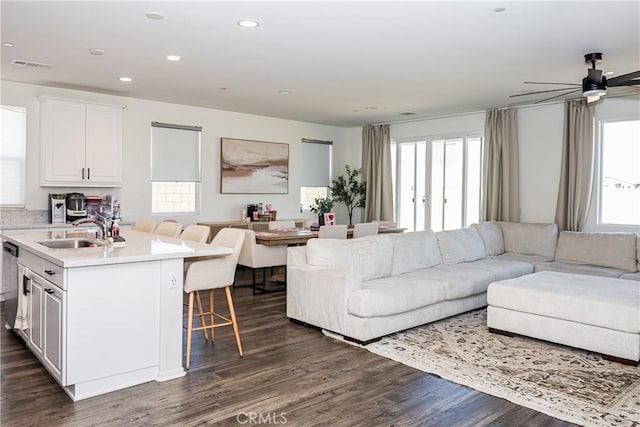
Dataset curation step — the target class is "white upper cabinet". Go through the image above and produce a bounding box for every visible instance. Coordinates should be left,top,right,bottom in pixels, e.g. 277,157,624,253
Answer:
40,97,123,187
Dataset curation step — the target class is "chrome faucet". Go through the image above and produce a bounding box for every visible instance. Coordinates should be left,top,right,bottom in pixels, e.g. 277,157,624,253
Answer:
72,214,111,240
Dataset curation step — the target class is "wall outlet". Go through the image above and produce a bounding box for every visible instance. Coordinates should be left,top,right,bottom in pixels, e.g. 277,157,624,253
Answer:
170,276,178,289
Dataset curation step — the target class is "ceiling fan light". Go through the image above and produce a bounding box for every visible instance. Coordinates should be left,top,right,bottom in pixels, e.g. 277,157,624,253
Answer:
583,88,606,97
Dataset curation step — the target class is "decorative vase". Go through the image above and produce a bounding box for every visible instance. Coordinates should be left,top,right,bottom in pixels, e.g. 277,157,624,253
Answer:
318,213,325,226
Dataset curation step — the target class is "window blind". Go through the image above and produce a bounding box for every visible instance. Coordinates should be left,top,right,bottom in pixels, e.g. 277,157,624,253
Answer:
300,139,332,186
151,122,201,182
1,106,26,207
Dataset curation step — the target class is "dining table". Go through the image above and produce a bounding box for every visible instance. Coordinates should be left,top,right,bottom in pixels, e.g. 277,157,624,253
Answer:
254,225,405,246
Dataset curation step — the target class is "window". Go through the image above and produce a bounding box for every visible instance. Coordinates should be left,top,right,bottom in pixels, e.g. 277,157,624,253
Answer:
150,122,201,214
393,135,482,232
299,139,332,211
598,120,640,226
1,106,26,207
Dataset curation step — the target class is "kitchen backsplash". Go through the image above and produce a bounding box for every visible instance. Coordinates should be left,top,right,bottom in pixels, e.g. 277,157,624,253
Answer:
0,209,49,228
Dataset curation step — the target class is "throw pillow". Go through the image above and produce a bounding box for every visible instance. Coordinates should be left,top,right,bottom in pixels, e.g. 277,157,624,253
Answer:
389,230,441,276
471,222,504,256
436,227,486,265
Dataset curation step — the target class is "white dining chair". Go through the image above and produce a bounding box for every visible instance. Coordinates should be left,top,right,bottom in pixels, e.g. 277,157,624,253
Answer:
318,225,348,239
132,218,157,233
268,220,296,230
238,229,288,294
155,220,183,238
180,224,210,243
353,222,379,238
372,220,397,227
183,228,245,369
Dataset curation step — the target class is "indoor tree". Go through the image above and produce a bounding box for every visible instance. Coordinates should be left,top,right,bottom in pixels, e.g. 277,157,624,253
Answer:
330,165,366,227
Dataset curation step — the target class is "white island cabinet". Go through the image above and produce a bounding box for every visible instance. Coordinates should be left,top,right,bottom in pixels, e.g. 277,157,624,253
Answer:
2,229,231,401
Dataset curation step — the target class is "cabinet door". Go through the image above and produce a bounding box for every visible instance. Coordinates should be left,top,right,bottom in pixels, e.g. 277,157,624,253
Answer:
40,99,86,184
85,105,122,184
44,284,64,381
28,276,44,357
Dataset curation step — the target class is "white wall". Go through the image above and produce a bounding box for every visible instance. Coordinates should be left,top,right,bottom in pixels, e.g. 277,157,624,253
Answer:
1,81,353,225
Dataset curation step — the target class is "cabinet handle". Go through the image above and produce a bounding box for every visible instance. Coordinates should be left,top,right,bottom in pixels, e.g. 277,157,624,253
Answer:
44,289,55,294
23,276,30,295
82,167,85,179
87,168,90,180
44,270,56,275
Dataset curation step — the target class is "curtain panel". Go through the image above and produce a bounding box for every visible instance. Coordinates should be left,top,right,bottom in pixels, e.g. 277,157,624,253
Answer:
481,108,520,222
555,99,595,231
361,124,394,222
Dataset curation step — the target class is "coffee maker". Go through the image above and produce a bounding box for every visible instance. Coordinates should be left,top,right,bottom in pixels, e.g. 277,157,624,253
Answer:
49,194,66,224
65,193,87,223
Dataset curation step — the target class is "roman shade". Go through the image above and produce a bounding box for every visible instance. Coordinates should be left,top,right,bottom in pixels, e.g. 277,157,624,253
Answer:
151,122,201,182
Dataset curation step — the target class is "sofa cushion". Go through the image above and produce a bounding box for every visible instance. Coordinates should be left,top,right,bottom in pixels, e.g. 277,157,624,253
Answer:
492,253,553,268
348,273,445,318
436,228,486,265
306,235,392,281
472,222,504,256
620,272,640,281
421,264,495,300
389,230,441,276
535,261,631,279
636,235,640,271
461,258,533,281
555,231,637,272
499,222,558,260
487,271,640,334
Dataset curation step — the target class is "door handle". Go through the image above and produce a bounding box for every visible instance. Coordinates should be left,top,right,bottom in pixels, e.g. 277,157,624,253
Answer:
44,270,56,276
44,289,55,295
23,276,30,295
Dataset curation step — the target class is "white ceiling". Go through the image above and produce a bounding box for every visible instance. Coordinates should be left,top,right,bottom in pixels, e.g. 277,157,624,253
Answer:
1,1,639,128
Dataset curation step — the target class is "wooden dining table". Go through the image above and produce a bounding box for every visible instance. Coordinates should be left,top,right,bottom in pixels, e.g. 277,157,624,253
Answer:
254,226,405,246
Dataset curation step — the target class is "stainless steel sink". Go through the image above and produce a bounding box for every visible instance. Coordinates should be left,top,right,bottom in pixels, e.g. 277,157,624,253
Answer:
38,238,106,249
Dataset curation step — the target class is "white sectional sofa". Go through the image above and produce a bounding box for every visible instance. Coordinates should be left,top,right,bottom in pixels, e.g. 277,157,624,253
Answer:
286,222,640,346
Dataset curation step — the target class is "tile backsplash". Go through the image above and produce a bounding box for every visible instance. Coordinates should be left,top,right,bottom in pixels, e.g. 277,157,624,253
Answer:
0,209,49,228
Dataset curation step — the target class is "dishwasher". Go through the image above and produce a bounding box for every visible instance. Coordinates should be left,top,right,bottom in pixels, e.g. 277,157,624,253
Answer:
2,241,19,329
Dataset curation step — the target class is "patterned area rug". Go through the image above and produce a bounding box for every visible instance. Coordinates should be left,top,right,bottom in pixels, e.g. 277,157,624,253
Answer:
359,310,640,427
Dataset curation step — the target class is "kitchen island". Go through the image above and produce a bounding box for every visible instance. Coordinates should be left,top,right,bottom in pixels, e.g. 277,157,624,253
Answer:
1,228,232,401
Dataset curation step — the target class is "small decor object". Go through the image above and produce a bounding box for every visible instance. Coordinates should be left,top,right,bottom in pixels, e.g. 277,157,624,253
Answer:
221,138,289,194
310,196,334,226
330,164,366,226
323,213,336,226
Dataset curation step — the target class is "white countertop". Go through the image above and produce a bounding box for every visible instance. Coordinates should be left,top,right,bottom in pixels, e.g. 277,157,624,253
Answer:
1,229,232,268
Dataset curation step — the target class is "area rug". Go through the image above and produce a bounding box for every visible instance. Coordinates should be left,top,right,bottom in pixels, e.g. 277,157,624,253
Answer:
331,310,640,427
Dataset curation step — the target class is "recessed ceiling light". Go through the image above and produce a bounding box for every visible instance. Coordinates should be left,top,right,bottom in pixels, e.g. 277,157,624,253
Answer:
219,87,228,91
119,77,133,82
238,20,260,28
89,49,105,56
2,42,15,47
145,11,164,20
494,7,506,13
400,112,416,116
352,109,359,113
279,90,292,95
166,55,182,61
604,71,615,76
365,106,377,110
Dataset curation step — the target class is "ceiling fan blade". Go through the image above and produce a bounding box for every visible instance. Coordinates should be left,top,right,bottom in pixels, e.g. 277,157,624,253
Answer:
510,87,580,98
607,71,640,85
534,89,582,104
608,79,640,87
523,81,581,86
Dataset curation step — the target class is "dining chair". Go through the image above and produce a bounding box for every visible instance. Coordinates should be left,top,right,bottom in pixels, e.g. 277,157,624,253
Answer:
372,220,397,227
155,220,183,238
318,225,348,239
132,218,157,233
352,222,379,238
180,224,210,243
268,220,296,230
183,228,245,369
238,229,288,294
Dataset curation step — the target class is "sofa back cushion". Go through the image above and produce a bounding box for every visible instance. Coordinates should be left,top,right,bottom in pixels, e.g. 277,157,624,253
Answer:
555,231,637,272
436,228,486,265
306,235,393,281
500,222,558,260
637,235,640,272
389,230,441,275
471,222,504,256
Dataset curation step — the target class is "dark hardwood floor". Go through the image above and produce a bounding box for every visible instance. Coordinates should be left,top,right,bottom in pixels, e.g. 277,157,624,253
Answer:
1,268,574,426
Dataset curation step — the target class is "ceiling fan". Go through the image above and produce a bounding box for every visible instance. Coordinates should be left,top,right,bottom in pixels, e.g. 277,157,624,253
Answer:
510,52,640,104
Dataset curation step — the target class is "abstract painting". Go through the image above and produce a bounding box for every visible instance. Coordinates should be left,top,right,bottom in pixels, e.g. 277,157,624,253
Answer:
220,138,289,194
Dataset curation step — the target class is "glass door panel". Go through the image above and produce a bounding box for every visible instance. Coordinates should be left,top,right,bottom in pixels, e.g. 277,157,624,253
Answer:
465,137,482,226
443,139,463,230
430,141,444,232
415,142,426,231
398,144,416,231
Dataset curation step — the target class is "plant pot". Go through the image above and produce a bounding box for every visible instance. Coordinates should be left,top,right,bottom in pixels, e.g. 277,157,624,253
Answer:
318,213,325,226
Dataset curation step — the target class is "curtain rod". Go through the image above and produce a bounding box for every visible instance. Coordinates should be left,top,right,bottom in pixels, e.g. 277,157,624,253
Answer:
370,92,639,127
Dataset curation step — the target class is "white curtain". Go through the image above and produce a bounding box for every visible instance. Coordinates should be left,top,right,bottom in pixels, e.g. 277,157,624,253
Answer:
481,108,520,222
362,124,394,222
555,99,595,231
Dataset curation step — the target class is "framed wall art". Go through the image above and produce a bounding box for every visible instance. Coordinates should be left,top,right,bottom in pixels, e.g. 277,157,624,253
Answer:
220,138,289,194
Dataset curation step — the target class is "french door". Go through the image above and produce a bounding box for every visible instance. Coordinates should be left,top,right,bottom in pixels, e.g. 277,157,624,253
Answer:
395,136,482,232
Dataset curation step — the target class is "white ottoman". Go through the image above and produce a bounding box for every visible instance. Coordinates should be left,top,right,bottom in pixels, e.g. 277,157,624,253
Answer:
487,271,640,365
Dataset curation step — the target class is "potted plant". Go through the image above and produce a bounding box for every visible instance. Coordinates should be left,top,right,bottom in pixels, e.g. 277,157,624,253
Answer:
310,196,334,226
330,165,366,227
